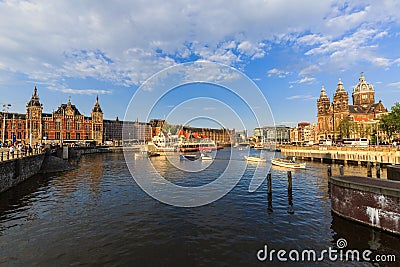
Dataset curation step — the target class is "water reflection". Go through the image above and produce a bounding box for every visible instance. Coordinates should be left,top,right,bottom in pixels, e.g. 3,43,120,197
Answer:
0,150,397,266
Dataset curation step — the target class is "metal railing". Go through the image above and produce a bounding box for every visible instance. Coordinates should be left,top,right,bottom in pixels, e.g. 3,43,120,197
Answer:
0,148,44,162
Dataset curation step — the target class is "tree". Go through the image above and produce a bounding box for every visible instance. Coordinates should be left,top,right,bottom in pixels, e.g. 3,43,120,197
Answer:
380,102,400,141
338,117,351,138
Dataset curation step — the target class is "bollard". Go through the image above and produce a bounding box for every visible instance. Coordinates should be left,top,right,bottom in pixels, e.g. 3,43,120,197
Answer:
327,165,332,177
376,163,381,179
339,165,344,176
267,173,272,194
367,162,372,177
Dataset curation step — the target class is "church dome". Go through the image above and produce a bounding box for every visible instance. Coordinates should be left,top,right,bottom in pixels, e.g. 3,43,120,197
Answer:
353,72,374,93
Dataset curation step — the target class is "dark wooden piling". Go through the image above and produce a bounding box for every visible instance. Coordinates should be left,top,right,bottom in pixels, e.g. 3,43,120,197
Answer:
287,171,294,214
376,163,381,179
267,173,273,212
267,173,272,194
367,162,372,177
327,165,332,177
339,165,344,176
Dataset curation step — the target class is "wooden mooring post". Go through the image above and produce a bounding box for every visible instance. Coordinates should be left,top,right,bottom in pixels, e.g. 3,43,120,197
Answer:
339,165,344,176
327,165,332,177
287,171,294,214
367,162,372,177
267,173,273,213
376,163,381,179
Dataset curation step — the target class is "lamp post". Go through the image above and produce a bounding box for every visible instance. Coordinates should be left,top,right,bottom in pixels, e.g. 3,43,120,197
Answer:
2,103,11,145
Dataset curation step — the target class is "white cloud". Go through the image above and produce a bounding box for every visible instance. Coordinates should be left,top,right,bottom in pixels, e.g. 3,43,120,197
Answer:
0,0,399,88
48,86,112,95
267,68,289,78
286,94,317,100
291,77,316,84
299,65,321,76
388,82,400,88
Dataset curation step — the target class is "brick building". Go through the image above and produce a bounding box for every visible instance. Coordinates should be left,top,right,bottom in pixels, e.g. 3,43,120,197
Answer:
0,87,103,146
317,73,388,140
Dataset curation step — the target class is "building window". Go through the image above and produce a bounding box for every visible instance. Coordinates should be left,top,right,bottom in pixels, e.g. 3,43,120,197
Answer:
86,125,90,131
18,123,21,129
76,122,81,130
66,120,71,130
55,122,61,130
66,132,71,140
85,133,89,140
55,132,60,140
17,132,22,139
76,133,81,140
44,123,49,130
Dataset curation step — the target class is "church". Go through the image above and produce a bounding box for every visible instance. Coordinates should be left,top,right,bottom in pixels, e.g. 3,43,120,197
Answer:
317,72,387,141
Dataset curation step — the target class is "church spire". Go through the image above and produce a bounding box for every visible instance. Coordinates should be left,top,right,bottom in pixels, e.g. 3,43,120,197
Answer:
92,95,102,113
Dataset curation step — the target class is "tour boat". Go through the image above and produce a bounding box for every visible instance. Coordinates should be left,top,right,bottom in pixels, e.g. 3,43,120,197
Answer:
201,153,213,160
179,138,216,152
271,158,306,169
180,154,199,161
244,156,266,162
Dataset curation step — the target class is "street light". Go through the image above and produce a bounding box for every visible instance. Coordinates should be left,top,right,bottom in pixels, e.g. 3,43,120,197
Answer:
2,103,11,145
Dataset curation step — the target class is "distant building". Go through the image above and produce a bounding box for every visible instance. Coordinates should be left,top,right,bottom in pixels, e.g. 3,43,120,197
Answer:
253,125,290,143
104,118,152,146
317,73,387,140
0,87,103,145
178,126,233,144
290,122,318,144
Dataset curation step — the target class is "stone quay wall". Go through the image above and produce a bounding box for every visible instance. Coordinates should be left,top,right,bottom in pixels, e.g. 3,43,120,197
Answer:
0,153,45,193
330,175,400,235
281,146,400,165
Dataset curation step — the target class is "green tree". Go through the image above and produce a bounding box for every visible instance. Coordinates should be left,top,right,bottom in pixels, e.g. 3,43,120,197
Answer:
380,102,400,140
338,117,351,138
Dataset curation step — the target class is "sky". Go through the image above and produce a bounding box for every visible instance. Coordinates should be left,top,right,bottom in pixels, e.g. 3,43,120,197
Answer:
1,0,400,131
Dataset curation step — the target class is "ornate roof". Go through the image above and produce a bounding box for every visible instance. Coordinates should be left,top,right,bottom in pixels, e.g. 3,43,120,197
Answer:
26,86,42,107
353,72,374,94
318,85,330,102
54,98,81,116
92,96,103,113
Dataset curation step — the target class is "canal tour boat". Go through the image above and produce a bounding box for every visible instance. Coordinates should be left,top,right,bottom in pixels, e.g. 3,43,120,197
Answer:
180,154,199,161
201,153,213,160
244,156,266,162
271,158,306,169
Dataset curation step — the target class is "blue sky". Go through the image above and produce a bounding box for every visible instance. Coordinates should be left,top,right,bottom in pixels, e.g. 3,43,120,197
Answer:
1,1,400,131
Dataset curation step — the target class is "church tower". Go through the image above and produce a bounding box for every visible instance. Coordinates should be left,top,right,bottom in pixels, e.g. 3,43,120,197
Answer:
91,96,103,145
26,86,43,145
317,85,331,138
352,72,375,108
332,78,349,137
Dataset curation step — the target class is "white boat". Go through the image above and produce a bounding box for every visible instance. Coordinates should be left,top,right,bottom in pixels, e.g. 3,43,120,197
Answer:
180,154,199,161
201,153,213,160
244,156,266,162
271,158,306,169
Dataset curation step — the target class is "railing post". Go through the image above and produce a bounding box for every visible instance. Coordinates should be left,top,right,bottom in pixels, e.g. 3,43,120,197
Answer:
376,163,381,179
367,162,372,177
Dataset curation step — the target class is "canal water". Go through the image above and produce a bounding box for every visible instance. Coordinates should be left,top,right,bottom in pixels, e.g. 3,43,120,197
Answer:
0,149,398,266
